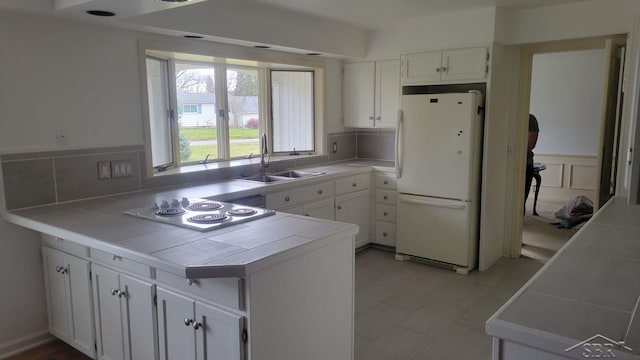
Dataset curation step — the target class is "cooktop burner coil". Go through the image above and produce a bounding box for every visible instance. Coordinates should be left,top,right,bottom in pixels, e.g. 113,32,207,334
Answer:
187,213,229,224
155,208,186,216
227,208,257,216
187,202,223,211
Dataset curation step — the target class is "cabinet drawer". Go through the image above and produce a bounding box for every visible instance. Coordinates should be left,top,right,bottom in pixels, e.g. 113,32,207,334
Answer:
156,269,243,310
376,205,397,222
376,173,397,189
335,174,370,195
376,190,397,204
41,234,89,258
266,181,333,210
375,222,396,246
90,249,153,279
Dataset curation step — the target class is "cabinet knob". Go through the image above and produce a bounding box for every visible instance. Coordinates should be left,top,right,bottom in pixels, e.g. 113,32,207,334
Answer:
383,195,388,200
111,289,119,296
436,67,441,73
187,279,199,286
112,255,122,261
60,267,68,274
117,290,126,298
184,318,194,327
383,180,388,185
383,232,388,237
352,183,357,187
441,67,448,72
337,205,342,210
193,321,202,330
304,214,310,216
368,116,374,120
284,196,290,202
55,266,62,273
318,189,323,195
383,211,388,216
376,116,381,120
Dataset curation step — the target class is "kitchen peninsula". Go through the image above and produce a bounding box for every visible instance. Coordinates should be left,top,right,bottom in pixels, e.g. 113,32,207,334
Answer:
1,165,371,360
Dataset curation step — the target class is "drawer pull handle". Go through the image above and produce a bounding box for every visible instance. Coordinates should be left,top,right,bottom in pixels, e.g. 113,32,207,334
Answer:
112,255,122,261
188,279,199,286
284,196,290,202
304,214,310,216
383,195,388,200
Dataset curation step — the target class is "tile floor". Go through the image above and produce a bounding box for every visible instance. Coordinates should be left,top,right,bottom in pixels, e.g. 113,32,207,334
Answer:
354,248,544,360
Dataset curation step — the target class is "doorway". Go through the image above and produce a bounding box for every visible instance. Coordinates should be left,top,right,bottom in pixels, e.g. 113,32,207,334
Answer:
510,36,627,259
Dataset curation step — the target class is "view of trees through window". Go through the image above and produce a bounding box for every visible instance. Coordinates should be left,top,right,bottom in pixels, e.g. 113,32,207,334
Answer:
175,62,260,163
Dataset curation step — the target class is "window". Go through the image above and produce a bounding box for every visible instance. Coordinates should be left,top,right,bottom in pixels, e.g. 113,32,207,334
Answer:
181,104,200,114
143,50,317,172
271,71,314,152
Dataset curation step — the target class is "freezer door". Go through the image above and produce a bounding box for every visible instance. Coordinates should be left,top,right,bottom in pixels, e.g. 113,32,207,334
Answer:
397,92,481,200
396,194,475,267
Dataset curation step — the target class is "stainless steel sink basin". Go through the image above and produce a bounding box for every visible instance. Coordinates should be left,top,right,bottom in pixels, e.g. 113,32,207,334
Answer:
271,170,325,178
241,175,292,183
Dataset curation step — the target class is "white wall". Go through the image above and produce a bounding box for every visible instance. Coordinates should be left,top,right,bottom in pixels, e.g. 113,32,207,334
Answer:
0,14,144,153
530,49,605,156
498,0,631,45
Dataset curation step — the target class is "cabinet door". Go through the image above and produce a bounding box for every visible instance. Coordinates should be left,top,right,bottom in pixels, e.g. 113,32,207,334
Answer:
93,265,124,360
195,302,244,360
120,274,157,360
402,51,442,85
303,197,335,220
157,288,196,360
65,253,94,357
42,247,69,340
375,59,400,128
335,189,370,248
441,47,487,81
343,62,375,127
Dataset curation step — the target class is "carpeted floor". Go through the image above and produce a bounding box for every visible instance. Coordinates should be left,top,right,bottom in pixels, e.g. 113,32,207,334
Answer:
521,198,579,262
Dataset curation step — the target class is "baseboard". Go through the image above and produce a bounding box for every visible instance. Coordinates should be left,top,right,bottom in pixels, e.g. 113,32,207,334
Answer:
0,330,54,359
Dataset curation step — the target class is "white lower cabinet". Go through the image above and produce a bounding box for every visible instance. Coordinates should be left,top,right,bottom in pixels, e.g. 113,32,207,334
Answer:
335,189,370,248
92,264,157,360
156,287,244,360
42,246,95,358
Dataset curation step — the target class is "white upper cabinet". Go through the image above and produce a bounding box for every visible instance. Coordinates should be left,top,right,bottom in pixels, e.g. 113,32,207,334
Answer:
402,47,488,85
344,59,400,128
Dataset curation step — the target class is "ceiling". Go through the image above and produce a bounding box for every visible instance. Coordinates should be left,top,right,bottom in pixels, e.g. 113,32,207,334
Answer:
2,0,592,30
245,0,591,29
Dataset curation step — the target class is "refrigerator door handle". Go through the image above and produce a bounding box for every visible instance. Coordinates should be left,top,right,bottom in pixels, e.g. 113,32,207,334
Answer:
398,195,466,210
396,109,403,179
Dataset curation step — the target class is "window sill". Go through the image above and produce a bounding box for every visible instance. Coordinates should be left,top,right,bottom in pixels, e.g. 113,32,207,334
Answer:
151,153,326,178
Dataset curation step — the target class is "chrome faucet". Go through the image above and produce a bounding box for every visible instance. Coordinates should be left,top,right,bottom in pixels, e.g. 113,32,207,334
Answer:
260,133,268,176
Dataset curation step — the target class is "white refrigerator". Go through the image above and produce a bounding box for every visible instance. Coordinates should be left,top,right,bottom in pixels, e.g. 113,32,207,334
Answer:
395,91,483,274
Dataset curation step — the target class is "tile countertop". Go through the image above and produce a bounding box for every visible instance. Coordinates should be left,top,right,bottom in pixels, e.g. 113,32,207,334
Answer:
486,196,640,358
2,161,394,279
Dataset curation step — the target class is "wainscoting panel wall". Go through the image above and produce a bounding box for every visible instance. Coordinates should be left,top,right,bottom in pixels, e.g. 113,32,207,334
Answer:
534,154,597,202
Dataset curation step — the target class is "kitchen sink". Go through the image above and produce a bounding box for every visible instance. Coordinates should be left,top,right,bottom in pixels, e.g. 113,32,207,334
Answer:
241,175,292,183
270,170,325,178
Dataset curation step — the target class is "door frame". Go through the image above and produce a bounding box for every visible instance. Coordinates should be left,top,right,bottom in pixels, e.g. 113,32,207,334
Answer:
508,35,627,257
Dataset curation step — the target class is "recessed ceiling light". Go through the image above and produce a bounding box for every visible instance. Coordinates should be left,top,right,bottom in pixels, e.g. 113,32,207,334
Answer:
184,35,203,39
254,45,271,49
306,53,321,56
86,10,115,17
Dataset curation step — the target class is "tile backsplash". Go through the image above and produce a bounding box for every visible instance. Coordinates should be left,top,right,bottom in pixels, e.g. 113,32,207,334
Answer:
1,130,393,210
